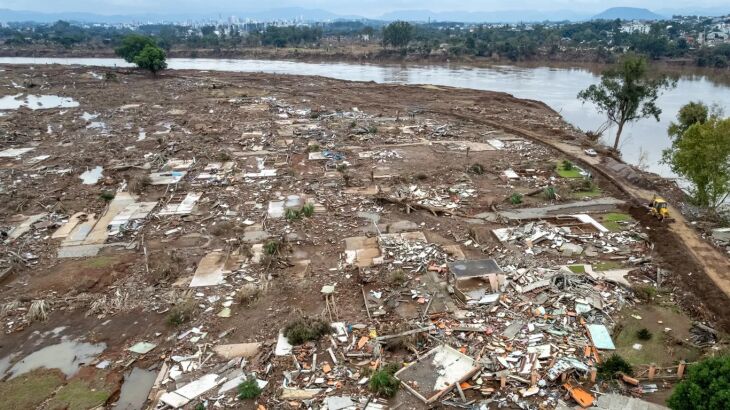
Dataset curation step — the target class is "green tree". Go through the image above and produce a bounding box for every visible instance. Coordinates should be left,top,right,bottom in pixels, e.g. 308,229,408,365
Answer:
133,44,167,75
662,116,730,208
668,355,730,410
115,34,156,63
668,101,710,140
578,54,675,150
382,21,413,49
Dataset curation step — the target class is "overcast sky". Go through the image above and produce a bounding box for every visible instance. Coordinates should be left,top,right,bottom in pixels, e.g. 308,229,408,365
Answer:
2,0,729,16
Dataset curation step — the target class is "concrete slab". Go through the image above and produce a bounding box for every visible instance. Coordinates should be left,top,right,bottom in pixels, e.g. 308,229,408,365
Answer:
8,213,47,241
159,374,224,408
189,251,227,287
0,147,34,158
476,198,625,221
51,212,87,239
158,192,202,216
395,345,479,403
447,259,502,279
83,193,136,245
212,343,261,359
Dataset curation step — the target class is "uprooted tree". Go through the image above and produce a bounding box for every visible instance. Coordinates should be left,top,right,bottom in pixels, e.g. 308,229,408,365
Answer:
115,34,167,75
662,105,730,209
578,54,675,151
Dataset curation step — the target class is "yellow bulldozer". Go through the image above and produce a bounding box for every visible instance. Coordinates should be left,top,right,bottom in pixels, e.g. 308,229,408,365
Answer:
647,196,673,222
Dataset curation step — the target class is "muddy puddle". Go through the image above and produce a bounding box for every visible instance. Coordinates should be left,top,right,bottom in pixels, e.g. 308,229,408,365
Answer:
0,93,79,110
116,367,157,410
2,340,106,379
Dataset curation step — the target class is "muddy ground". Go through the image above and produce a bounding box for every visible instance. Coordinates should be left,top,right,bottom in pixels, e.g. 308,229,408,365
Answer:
0,65,727,409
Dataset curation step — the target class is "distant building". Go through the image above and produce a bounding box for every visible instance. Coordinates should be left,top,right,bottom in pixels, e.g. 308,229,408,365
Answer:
620,22,650,34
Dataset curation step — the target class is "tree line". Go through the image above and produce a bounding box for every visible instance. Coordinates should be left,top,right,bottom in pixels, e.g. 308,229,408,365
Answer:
3,19,730,68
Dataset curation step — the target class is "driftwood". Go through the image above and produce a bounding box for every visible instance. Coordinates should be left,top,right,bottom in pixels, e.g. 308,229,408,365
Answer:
375,195,466,217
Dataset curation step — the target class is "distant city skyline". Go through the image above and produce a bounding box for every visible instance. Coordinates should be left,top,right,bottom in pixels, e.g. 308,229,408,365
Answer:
3,1,730,17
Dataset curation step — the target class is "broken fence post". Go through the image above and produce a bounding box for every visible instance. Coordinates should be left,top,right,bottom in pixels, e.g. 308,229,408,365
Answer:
677,361,686,379
648,363,657,380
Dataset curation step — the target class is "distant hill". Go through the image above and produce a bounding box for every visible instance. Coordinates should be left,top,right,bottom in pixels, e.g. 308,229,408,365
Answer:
592,7,664,21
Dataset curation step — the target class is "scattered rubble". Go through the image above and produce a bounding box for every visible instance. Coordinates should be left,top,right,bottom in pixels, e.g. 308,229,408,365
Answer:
0,65,714,409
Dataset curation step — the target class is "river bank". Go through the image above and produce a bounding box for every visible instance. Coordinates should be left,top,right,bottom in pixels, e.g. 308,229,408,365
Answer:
2,45,730,84
3,55,730,183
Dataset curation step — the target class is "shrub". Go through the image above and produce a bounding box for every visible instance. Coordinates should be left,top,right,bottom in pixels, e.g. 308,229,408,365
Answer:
167,298,196,326
285,208,302,221
237,376,262,399
597,354,633,380
308,144,320,152
637,328,653,341
562,160,574,170
336,163,348,173
99,191,115,201
668,355,730,410
369,364,400,397
210,221,235,237
580,179,596,192
634,285,657,302
543,186,557,200
283,317,333,345
468,163,485,175
217,151,232,162
236,284,260,306
149,251,183,282
390,269,407,286
510,192,523,204
263,240,280,255
301,203,315,218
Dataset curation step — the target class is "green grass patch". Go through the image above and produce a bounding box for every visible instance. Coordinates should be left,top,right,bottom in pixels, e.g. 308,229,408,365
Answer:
593,260,623,271
601,212,634,232
238,376,262,399
567,264,586,273
81,256,119,269
572,186,602,198
556,161,583,178
369,364,401,397
614,306,700,367
0,369,65,409
47,371,116,410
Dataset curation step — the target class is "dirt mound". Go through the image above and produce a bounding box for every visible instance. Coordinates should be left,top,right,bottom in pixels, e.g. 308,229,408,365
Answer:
629,206,730,332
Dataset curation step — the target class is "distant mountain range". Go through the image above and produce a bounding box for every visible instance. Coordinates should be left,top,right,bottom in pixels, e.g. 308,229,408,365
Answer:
0,6,727,24
591,7,664,21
